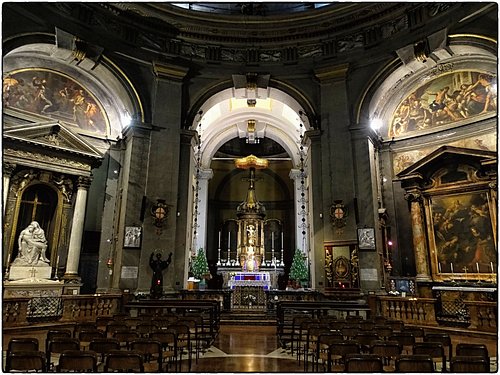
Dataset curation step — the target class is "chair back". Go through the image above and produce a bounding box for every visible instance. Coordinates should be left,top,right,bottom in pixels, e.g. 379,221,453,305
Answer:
450,355,489,373
424,332,452,360
104,350,144,372
130,338,163,372
7,337,39,353
88,338,120,362
113,329,140,348
345,354,384,372
57,349,98,372
5,350,47,372
395,354,434,372
455,343,489,371
413,342,446,371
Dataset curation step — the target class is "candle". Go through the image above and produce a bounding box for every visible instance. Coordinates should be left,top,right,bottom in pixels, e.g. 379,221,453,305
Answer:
476,262,480,274
228,232,231,249
281,232,284,248
490,262,494,273
450,263,454,274
218,231,221,248
438,263,441,273
272,232,274,249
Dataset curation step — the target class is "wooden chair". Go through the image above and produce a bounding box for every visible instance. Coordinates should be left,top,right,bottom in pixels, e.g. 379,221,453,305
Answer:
150,331,177,371
112,329,140,349
326,340,361,372
455,343,489,371
57,349,98,372
395,354,434,372
104,350,144,372
370,340,402,372
341,324,361,340
389,332,415,354
96,316,115,330
78,329,105,350
403,326,425,342
45,329,72,350
387,319,405,332
88,337,120,364
74,322,98,337
315,331,344,372
374,324,393,340
136,322,156,338
450,355,489,373
354,331,380,353
346,315,364,322
424,333,452,362
7,337,39,354
413,342,446,372
46,337,80,370
345,353,384,372
5,350,47,372
105,322,128,337
130,338,163,372
125,317,143,329
168,323,192,371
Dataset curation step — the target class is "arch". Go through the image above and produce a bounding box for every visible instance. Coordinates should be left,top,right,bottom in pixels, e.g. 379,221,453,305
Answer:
356,35,497,141
3,43,144,140
191,86,312,167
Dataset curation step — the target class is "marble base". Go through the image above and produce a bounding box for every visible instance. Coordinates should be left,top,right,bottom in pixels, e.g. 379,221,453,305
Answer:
8,265,51,281
3,277,64,297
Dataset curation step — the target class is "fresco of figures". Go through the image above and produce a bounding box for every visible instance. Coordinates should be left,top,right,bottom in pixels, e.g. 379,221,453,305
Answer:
389,71,497,138
392,132,497,175
3,69,108,136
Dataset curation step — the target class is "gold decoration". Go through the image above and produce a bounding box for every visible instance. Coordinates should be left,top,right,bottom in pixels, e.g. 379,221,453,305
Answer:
234,154,269,170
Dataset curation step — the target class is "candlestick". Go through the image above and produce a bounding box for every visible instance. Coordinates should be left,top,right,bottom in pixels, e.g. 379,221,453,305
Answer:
54,255,60,280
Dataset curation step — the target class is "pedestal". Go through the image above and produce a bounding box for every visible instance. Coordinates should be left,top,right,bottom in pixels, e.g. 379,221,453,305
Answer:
3,277,64,297
9,266,51,281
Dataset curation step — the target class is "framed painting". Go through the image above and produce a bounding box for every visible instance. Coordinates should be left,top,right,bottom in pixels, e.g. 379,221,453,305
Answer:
358,228,376,250
429,190,496,280
124,226,142,248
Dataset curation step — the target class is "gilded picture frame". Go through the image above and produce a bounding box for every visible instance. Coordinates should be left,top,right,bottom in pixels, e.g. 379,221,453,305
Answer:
428,190,496,280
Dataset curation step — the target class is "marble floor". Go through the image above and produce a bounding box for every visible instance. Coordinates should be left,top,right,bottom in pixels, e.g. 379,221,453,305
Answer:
189,324,498,373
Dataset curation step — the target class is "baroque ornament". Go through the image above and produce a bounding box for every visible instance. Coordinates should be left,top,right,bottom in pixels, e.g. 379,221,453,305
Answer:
330,200,348,228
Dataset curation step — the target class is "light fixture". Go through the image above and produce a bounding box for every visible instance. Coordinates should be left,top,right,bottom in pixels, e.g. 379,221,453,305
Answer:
370,118,382,131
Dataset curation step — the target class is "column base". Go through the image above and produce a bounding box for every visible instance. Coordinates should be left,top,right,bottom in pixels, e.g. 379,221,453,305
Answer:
62,274,82,295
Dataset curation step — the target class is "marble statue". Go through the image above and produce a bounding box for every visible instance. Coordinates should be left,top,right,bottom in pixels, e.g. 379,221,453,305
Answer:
12,221,50,267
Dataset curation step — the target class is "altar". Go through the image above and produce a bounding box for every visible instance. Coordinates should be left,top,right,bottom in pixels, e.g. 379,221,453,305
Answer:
228,272,271,290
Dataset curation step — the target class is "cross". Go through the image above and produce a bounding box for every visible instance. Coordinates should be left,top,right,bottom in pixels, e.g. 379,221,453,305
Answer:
29,267,37,279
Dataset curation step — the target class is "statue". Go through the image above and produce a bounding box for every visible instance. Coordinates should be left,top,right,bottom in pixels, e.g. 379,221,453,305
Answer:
149,252,172,299
12,221,50,266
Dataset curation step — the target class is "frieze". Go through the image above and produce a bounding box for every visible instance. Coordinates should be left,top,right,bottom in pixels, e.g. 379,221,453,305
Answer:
429,63,455,77
4,149,91,171
427,3,452,17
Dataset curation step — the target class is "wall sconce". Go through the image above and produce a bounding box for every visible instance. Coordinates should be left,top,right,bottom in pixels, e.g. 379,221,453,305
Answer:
151,199,169,228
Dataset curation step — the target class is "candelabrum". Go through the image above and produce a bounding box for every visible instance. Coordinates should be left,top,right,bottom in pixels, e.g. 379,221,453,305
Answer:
216,247,222,266
279,247,284,266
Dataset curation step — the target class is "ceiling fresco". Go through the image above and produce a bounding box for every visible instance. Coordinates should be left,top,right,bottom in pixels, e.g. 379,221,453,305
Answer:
3,69,109,137
389,71,497,138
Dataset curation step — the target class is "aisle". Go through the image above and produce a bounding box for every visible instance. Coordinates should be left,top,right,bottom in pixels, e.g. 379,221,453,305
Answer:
190,325,303,373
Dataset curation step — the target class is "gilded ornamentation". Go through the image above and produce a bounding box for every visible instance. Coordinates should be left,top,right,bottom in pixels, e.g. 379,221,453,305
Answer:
10,169,39,197
53,174,74,202
324,248,333,284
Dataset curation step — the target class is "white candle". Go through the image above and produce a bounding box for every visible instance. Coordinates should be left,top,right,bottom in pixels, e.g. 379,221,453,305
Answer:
281,232,284,248
228,232,231,249
490,262,494,273
218,231,221,248
56,255,60,268
476,262,480,274
438,263,441,273
450,263,454,274
272,232,274,249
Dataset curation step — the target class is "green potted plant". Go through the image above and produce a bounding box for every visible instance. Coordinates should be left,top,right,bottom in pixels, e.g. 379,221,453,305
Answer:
192,248,211,290
289,249,309,288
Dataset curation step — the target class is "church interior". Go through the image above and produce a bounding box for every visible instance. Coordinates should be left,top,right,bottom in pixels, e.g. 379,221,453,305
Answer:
2,2,498,372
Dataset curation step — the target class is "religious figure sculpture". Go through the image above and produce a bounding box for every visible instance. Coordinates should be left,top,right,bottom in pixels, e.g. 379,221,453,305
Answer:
149,252,173,299
12,221,50,266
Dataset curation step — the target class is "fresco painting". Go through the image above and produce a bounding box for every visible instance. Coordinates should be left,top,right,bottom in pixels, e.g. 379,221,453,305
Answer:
431,192,496,274
389,71,497,138
3,69,108,136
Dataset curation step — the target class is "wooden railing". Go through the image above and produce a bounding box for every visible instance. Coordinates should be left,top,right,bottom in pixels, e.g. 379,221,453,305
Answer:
3,294,123,327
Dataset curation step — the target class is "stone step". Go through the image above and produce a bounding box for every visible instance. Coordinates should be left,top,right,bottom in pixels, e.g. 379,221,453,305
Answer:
220,311,277,326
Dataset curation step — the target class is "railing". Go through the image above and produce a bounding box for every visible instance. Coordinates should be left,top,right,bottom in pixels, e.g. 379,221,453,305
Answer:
378,296,439,326
3,294,123,327
464,300,497,332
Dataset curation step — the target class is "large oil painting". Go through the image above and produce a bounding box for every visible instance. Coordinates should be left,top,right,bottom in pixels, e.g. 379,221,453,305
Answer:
3,68,108,136
389,71,497,138
430,191,496,275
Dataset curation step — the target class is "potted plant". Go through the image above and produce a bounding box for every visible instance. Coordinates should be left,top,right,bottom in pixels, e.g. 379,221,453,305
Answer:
192,248,211,290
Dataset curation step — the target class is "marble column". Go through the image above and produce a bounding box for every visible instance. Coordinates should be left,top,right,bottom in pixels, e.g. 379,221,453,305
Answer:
193,168,213,252
65,176,92,277
405,190,431,282
3,162,16,216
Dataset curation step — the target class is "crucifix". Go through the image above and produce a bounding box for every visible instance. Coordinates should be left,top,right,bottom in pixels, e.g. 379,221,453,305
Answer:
29,267,37,279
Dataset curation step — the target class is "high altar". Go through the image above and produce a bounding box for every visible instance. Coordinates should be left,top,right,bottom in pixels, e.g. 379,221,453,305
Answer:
217,155,284,308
